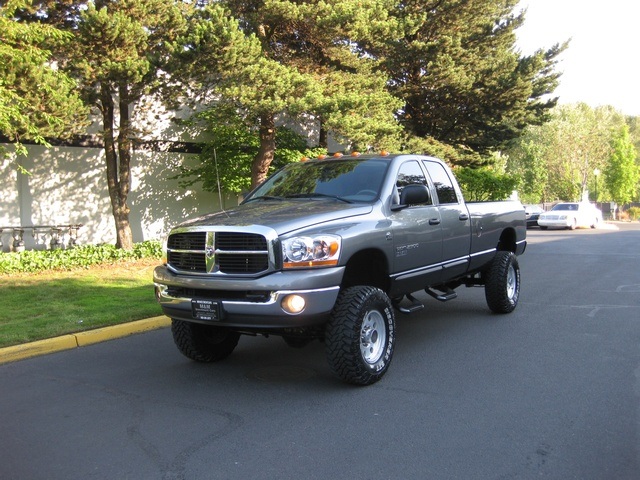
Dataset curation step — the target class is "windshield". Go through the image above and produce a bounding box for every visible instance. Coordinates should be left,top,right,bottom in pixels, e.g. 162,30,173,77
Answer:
244,158,389,203
552,203,579,211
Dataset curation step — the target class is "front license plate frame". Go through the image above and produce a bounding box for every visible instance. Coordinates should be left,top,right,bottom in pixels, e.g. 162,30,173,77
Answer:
191,299,220,321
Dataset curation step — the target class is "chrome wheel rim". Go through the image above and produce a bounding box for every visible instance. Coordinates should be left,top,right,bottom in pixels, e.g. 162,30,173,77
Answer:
506,264,517,300
360,310,386,364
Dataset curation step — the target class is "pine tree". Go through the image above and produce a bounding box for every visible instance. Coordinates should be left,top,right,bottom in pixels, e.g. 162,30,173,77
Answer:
20,0,192,249
183,0,404,188
376,0,565,165
0,0,87,163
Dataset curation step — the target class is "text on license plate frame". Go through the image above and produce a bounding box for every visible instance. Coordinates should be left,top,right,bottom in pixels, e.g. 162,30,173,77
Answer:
191,299,220,321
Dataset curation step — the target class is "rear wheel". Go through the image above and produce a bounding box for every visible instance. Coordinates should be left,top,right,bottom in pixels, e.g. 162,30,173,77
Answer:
325,286,395,385
485,251,520,314
171,319,240,362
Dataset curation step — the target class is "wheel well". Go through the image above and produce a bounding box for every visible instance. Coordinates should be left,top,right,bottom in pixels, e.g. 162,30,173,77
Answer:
341,249,390,292
497,228,517,253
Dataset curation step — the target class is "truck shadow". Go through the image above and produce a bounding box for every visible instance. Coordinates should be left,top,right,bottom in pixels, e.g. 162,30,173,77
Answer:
165,288,504,390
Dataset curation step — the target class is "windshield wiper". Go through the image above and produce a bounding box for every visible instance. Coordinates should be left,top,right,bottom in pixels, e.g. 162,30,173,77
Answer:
244,195,285,203
285,193,353,203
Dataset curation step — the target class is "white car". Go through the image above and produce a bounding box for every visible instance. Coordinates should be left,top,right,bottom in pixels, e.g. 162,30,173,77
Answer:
538,202,603,230
524,204,545,228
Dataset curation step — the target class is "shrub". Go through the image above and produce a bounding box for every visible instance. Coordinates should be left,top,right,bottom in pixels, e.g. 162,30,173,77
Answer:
0,240,162,275
455,167,519,202
626,206,640,221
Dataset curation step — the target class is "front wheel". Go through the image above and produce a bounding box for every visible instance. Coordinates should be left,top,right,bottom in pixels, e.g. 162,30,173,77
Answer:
484,251,520,314
325,286,395,385
171,319,240,362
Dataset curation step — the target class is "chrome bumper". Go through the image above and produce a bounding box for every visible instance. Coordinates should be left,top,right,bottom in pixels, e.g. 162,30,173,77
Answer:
153,265,344,328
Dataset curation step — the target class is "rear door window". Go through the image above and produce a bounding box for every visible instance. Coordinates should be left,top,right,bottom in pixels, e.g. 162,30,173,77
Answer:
422,161,458,205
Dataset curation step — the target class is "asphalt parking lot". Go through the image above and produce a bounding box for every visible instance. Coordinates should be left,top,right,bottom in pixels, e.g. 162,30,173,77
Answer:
1,222,639,479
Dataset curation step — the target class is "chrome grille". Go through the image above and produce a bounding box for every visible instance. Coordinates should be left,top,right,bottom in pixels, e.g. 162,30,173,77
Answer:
167,230,270,275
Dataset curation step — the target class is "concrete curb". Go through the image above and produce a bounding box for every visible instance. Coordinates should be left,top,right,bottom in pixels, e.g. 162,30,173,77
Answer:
0,316,171,365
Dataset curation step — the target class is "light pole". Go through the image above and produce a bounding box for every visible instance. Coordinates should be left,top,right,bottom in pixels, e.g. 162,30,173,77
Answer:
593,168,600,203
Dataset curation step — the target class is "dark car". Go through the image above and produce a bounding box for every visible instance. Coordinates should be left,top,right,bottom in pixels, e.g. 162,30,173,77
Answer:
524,204,544,228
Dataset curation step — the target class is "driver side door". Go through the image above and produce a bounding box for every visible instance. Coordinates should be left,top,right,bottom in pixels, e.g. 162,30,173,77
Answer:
389,160,443,296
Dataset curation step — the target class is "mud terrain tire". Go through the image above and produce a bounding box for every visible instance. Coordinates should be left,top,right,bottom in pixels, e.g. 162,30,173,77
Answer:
485,251,520,314
171,319,240,362
325,286,395,385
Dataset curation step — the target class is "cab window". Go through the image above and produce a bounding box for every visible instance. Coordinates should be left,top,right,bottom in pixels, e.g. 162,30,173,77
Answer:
422,161,458,204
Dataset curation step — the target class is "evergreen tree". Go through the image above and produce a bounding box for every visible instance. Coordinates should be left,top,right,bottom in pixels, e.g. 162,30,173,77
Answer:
173,104,325,195
0,0,87,164
375,0,565,165
183,0,404,188
21,0,192,249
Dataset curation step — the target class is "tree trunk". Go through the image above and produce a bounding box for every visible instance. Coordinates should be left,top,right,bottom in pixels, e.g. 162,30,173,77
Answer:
251,113,276,189
100,83,134,250
319,118,328,149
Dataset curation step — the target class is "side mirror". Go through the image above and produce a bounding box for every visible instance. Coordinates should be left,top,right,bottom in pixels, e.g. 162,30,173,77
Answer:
401,184,430,204
391,184,430,211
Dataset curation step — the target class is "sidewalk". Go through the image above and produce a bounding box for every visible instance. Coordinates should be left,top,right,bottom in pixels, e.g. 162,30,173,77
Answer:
597,221,619,230
0,316,171,365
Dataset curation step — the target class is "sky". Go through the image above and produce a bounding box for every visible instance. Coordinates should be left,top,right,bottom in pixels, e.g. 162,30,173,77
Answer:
515,0,640,116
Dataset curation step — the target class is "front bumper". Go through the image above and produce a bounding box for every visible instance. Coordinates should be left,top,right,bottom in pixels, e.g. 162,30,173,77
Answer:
538,218,571,228
153,265,344,329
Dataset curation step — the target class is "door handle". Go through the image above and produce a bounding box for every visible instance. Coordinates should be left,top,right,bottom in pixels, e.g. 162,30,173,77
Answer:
429,218,441,225
459,213,469,221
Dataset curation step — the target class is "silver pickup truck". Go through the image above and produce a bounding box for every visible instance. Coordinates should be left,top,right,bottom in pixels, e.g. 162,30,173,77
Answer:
154,153,526,385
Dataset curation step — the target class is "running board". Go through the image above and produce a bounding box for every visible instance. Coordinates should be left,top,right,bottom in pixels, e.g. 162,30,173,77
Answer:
425,287,458,302
394,293,425,314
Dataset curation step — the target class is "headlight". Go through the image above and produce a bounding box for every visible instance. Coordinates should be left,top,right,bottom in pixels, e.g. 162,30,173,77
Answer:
282,235,341,268
161,235,168,265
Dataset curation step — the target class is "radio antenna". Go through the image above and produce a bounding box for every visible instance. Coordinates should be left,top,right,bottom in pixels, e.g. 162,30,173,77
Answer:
213,148,229,218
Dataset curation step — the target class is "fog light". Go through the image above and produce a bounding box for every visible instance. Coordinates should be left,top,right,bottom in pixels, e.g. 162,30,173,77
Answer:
281,294,306,314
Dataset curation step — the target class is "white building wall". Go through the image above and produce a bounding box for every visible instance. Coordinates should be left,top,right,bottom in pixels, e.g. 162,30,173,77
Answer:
0,143,235,252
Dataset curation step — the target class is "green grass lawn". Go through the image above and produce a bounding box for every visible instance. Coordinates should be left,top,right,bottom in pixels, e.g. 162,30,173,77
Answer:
0,259,163,348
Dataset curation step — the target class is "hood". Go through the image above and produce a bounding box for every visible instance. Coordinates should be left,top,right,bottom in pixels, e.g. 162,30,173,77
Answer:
176,199,373,235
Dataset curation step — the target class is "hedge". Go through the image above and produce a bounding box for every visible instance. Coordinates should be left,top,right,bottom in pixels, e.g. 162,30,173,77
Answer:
0,241,162,274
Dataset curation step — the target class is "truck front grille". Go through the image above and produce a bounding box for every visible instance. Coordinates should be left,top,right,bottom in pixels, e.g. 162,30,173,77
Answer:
167,231,270,275
168,250,206,272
